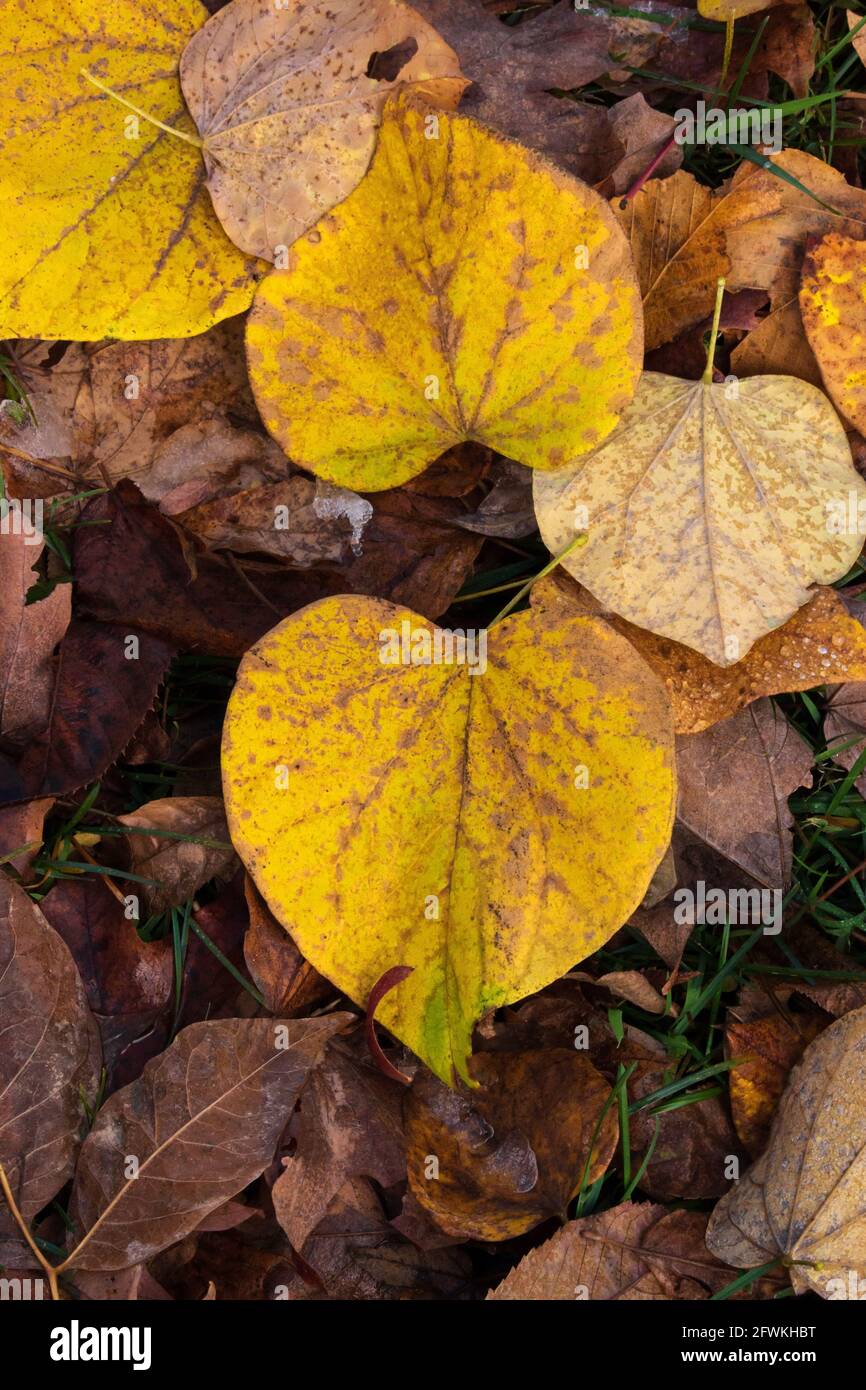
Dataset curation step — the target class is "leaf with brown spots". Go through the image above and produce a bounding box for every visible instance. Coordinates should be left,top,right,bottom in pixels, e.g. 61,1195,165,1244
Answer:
221,593,675,1085
405,1050,617,1240
533,370,866,664
727,1010,827,1157
0,0,259,340
800,232,866,434
247,89,643,492
707,1003,866,1297
180,0,466,261
533,573,866,733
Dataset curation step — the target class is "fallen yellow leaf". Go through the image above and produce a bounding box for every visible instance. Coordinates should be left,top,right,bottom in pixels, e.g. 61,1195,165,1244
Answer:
0,0,259,339
533,371,866,665
221,594,675,1085
246,89,643,492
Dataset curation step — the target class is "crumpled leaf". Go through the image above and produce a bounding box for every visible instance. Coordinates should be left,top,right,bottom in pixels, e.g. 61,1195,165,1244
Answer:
533,573,866,734
727,1010,827,1157
66,1014,350,1271
247,89,643,492
616,153,866,351
116,795,237,914
488,1202,743,1300
273,1035,406,1251
180,0,466,260
800,232,866,433
706,1003,866,1297
405,1050,617,1240
452,459,535,539
0,877,100,1225
533,370,865,664
0,0,259,340
221,593,676,1085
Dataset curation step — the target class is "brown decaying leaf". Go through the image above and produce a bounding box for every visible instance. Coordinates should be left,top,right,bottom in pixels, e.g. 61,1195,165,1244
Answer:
67,1015,351,1271
405,1050,618,1241
730,297,822,387
0,619,174,806
116,795,238,915
0,532,70,743
616,152,866,351
676,699,813,890
180,0,466,261
0,877,100,1227
488,1203,742,1300
74,482,481,655
533,573,866,734
706,1004,866,1297
727,1010,827,1157
825,679,866,795
273,1036,406,1251
243,876,331,1016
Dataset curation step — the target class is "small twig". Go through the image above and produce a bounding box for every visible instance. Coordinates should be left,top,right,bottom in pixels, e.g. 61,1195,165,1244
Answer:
0,1162,61,1300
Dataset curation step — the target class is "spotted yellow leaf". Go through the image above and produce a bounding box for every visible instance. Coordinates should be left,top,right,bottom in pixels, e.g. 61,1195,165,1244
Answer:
800,232,866,434
221,595,675,1085
533,372,866,666
0,0,259,339
180,0,466,262
246,89,643,492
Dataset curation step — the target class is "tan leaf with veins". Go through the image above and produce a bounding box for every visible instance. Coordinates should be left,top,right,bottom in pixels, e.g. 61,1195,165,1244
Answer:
533,371,865,665
180,0,466,261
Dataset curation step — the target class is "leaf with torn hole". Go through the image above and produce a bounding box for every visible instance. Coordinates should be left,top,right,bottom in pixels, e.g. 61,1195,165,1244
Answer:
533,371,865,665
0,0,259,340
180,0,466,261
221,594,675,1085
246,89,643,492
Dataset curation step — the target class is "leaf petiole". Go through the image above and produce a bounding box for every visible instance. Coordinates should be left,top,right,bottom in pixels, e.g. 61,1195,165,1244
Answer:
702,276,727,385
80,68,202,148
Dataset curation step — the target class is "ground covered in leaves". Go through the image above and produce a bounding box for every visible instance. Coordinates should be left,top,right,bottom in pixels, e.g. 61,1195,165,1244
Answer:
4,0,866,1304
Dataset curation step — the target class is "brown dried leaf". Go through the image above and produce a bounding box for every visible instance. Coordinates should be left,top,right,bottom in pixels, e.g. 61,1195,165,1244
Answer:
0,877,100,1223
66,1014,351,1271
405,1050,618,1240
727,1011,827,1157
180,0,466,260
273,1036,406,1250
707,1004,866,1296
488,1203,737,1300
243,877,331,1016
116,796,238,915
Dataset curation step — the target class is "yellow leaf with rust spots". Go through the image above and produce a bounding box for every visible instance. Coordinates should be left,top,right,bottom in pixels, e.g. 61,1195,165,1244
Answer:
800,232,866,434
180,0,467,262
246,89,643,492
697,0,795,19
533,372,866,667
533,574,866,734
221,594,675,1086
0,0,260,340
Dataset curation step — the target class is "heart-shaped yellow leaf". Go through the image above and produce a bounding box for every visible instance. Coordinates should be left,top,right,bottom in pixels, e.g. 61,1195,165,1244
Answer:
533,371,866,666
246,89,643,492
0,0,259,339
180,0,466,262
221,595,675,1085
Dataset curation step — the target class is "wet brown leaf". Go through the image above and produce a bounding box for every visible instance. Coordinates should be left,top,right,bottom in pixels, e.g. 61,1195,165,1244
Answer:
116,795,237,915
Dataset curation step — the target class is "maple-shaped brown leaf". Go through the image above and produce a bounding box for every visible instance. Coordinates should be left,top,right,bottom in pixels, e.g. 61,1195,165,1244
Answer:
65,1015,351,1271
